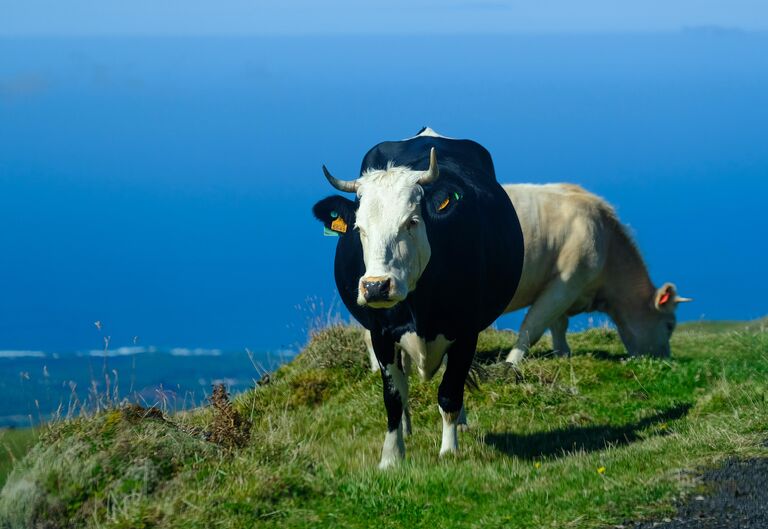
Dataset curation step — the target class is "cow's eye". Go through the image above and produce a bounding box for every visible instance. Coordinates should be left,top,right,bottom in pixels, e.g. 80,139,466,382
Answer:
408,218,419,229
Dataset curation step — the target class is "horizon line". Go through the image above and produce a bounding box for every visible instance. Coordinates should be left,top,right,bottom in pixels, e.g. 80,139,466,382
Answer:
0,26,763,39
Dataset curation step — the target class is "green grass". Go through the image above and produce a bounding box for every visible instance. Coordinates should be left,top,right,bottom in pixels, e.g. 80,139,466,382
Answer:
0,429,37,489
1,324,767,528
678,316,768,333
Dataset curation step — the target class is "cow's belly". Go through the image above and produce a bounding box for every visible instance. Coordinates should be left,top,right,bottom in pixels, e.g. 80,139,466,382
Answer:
398,332,453,381
503,250,556,313
565,284,602,315
504,280,540,313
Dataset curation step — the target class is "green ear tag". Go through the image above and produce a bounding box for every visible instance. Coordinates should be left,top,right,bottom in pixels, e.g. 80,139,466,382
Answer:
454,192,461,200
323,227,339,237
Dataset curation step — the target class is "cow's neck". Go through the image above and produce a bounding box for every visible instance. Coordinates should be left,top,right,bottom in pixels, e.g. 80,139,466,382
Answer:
600,223,655,327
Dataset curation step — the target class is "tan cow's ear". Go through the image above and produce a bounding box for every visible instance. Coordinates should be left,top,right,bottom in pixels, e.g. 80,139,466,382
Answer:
654,282,692,312
654,283,676,312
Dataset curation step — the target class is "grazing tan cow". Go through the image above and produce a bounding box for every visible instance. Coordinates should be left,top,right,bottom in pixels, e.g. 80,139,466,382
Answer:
365,183,691,372
502,183,691,363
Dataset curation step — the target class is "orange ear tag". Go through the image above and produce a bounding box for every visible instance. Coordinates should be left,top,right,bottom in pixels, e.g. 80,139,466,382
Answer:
331,216,348,233
659,292,671,305
438,197,450,211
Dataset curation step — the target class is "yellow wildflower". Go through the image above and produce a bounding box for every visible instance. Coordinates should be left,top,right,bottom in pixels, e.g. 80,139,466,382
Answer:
597,466,606,475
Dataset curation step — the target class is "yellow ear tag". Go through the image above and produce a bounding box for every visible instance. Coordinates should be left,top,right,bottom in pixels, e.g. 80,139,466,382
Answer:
331,216,348,233
438,197,450,211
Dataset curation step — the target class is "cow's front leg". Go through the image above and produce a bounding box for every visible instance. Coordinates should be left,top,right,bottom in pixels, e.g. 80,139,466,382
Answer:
550,314,571,357
437,333,477,457
364,331,413,434
371,331,407,469
398,348,413,436
457,405,468,432
506,279,578,365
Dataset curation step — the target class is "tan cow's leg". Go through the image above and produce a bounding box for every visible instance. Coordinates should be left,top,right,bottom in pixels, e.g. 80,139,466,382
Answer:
506,280,578,365
550,315,571,357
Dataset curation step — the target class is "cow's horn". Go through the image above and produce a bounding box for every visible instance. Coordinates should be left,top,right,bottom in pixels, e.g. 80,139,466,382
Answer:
417,148,439,185
322,165,359,193
674,296,693,303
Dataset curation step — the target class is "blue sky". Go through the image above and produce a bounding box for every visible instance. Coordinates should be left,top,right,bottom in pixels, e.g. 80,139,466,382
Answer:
1,6,767,354
2,1,768,36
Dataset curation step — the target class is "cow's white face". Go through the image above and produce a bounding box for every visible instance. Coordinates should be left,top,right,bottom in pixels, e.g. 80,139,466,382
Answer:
354,165,431,308
319,147,440,309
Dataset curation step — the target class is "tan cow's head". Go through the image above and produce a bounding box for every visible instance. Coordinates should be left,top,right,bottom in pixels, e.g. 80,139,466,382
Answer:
617,282,692,357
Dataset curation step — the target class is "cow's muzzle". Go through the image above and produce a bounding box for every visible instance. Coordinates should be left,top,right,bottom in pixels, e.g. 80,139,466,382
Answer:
361,277,392,304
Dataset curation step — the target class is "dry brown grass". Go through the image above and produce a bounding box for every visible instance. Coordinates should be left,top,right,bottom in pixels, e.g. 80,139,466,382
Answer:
206,384,252,449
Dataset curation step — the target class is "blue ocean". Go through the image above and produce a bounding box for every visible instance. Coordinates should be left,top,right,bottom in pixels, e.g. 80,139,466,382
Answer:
1,33,766,425
0,346,294,427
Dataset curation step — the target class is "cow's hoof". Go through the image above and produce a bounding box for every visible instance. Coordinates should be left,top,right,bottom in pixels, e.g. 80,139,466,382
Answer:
439,446,458,458
378,455,403,469
457,423,469,432
379,428,405,469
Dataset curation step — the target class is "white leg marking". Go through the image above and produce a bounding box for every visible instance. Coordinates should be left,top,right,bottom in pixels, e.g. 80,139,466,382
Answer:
506,347,526,365
439,406,459,457
401,348,412,377
364,330,379,372
379,425,405,469
379,362,409,468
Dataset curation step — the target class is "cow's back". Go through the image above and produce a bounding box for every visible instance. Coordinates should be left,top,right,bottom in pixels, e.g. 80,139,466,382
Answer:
503,183,611,313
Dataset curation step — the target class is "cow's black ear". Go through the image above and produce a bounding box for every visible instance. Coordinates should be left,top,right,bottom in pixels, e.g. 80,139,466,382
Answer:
312,195,356,235
424,184,465,221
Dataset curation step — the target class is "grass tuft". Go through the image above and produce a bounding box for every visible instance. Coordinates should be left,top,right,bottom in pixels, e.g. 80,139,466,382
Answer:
206,384,252,449
288,370,337,408
296,324,370,376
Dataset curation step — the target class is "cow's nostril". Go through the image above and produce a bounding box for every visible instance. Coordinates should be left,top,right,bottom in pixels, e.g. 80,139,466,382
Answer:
362,278,391,302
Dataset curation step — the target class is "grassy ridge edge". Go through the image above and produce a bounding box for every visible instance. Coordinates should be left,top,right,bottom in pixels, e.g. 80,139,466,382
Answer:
1,324,766,528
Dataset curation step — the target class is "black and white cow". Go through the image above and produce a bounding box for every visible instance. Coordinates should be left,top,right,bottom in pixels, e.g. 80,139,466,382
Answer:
312,128,524,468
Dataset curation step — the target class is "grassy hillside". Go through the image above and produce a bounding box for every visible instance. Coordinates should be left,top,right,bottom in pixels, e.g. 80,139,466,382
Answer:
0,429,37,489
1,325,766,528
